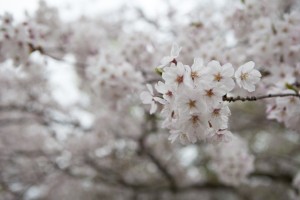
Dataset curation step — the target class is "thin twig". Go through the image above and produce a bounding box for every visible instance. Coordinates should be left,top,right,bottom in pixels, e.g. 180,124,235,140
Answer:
223,93,300,102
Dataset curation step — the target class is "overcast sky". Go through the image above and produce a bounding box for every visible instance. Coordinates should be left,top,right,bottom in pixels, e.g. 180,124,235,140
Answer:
0,0,225,21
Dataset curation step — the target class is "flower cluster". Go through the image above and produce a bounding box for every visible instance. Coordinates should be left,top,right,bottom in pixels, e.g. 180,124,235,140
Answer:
0,13,45,66
227,0,300,132
266,89,300,131
94,61,144,110
264,63,300,131
207,136,254,186
141,44,261,144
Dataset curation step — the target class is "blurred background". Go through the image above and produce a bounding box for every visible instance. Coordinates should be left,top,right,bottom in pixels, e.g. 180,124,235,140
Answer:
0,0,300,200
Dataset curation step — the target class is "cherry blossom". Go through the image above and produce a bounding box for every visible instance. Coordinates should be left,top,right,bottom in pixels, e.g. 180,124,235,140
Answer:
158,43,182,68
235,61,262,92
140,84,163,114
162,62,192,88
205,61,235,92
141,44,262,144
0,1,299,199
208,136,254,186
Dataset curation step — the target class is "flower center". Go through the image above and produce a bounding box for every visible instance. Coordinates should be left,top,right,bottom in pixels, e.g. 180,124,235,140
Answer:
191,71,199,80
205,89,214,97
214,73,222,81
176,75,184,84
240,72,249,80
188,100,196,108
166,91,173,97
213,108,220,116
190,115,200,124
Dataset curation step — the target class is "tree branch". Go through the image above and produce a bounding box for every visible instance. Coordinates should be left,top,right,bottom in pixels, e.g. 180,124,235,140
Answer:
138,114,178,192
0,104,91,132
223,93,300,102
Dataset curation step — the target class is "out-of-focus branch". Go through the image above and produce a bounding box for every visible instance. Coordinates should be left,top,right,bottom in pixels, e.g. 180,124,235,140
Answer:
12,149,297,198
0,104,91,132
135,8,159,29
29,44,89,67
57,158,239,194
138,114,178,192
250,170,293,184
0,180,23,199
142,146,178,192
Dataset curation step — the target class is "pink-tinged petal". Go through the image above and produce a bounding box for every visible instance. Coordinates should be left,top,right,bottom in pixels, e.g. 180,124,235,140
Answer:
146,84,154,95
250,75,261,84
193,57,204,67
242,81,255,92
222,78,235,91
235,77,242,88
160,56,173,65
140,91,152,104
176,62,185,73
184,76,193,88
251,69,262,78
150,101,157,114
154,97,167,104
242,61,255,72
207,60,221,68
183,68,193,87
234,67,242,79
155,81,166,94
222,63,234,77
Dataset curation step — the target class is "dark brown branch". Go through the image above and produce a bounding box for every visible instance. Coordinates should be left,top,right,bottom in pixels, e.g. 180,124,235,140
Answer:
143,148,178,192
56,159,237,194
250,171,293,184
138,114,178,192
43,52,88,67
223,93,300,102
139,136,178,192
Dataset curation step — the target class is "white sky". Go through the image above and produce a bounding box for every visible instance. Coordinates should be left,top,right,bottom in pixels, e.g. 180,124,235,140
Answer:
0,0,169,20
0,0,226,21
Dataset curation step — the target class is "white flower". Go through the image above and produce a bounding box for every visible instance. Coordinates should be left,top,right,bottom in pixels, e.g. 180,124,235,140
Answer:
161,103,177,129
159,43,182,68
140,84,164,114
208,136,255,186
189,57,207,86
264,64,295,87
206,129,233,144
235,61,261,92
162,62,192,88
208,103,231,130
176,86,206,114
155,81,175,102
177,112,209,142
276,91,300,113
199,84,226,107
168,130,189,145
267,104,287,123
205,60,235,92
